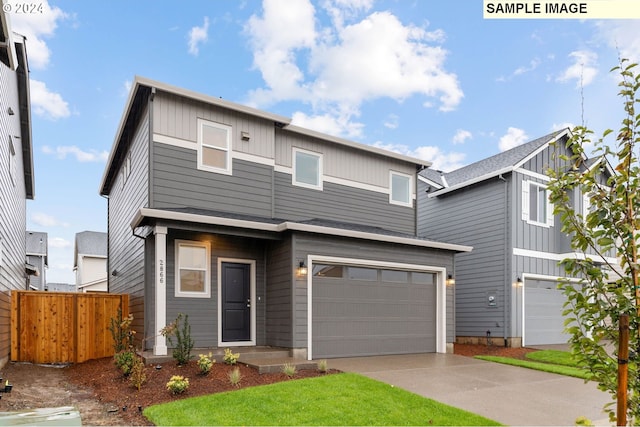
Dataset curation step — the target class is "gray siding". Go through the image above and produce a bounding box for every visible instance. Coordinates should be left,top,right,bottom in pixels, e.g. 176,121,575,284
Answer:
151,231,267,349
419,177,510,339
292,233,455,348
108,102,150,337
0,60,28,365
151,143,273,217
265,238,293,347
274,172,414,234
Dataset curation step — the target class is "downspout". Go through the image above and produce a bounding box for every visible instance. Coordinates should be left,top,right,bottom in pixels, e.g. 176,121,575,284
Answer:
100,193,110,292
499,173,509,347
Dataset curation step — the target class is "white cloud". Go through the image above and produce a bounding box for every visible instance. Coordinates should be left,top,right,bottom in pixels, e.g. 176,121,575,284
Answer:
188,16,210,56
499,127,529,152
514,58,541,76
31,212,69,228
372,141,465,172
49,237,72,249
7,0,67,69
29,79,71,120
291,111,364,139
245,0,462,138
383,114,399,129
42,145,109,162
595,20,640,64
556,50,598,87
452,129,472,145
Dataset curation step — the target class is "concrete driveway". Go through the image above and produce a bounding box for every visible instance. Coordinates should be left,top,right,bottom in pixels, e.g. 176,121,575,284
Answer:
330,353,612,426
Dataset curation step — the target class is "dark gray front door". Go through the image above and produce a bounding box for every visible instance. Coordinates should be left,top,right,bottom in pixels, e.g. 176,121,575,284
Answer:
221,262,250,342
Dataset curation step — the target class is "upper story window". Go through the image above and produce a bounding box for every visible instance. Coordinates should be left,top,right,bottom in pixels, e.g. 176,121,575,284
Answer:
523,180,554,227
197,118,232,175
293,147,323,190
175,240,211,298
390,171,411,206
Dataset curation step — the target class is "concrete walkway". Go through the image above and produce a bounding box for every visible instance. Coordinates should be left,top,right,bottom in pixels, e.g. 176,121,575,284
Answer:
330,353,612,426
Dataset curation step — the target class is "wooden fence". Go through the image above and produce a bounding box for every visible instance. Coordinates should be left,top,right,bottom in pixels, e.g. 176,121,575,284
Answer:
11,291,129,364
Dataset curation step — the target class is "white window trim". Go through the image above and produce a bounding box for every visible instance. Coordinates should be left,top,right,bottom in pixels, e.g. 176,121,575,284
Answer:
174,240,211,298
389,171,412,207
522,180,554,227
292,147,323,190
197,118,232,175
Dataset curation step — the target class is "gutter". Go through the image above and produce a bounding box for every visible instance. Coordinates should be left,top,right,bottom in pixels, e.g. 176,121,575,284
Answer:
428,166,514,198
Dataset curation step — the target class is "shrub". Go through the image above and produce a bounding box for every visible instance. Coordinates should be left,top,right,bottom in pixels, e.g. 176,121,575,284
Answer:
223,348,240,365
109,307,134,353
166,375,189,394
129,353,146,391
282,362,297,378
114,350,135,376
162,313,194,366
228,367,242,387
197,353,214,375
317,359,328,373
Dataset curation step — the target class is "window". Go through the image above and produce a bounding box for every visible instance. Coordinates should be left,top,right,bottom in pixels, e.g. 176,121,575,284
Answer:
313,264,343,278
347,266,378,281
9,137,16,186
522,181,553,226
381,269,408,282
175,240,210,298
412,272,435,285
390,171,411,206
197,119,232,175
293,148,322,190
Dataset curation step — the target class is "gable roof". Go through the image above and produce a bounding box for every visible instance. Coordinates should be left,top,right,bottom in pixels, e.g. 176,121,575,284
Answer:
26,231,47,261
100,76,431,195
422,128,571,197
74,231,107,267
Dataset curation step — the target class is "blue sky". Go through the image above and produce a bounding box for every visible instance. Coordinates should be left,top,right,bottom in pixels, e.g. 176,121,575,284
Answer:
7,0,639,283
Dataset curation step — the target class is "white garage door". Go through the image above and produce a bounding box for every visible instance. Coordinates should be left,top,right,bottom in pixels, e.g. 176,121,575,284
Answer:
524,279,571,346
312,264,437,359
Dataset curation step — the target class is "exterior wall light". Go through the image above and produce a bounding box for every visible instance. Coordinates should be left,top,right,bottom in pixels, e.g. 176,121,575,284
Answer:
296,261,308,278
241,131,250,141
446,274,455,286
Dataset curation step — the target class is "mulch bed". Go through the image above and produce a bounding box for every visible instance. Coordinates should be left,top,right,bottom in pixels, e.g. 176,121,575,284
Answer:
62,344,537,425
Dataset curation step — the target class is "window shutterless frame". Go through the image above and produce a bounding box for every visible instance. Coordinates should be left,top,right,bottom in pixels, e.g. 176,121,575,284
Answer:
197,118,232,175
175,240,211,298
292,147,323,190
389,171,412,206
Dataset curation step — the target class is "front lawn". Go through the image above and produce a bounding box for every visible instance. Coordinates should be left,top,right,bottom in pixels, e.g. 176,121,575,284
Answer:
144,372,501,426
475,350,592,380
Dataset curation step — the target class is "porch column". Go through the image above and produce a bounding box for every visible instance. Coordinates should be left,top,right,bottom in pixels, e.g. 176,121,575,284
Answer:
154,226,168,356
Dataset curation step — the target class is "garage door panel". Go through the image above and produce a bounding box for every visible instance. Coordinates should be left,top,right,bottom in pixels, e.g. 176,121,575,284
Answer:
525,280,571,346
313,268,437,358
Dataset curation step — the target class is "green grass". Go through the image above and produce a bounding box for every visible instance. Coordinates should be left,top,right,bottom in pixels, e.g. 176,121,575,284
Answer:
144,373,501,426
475,351,592,380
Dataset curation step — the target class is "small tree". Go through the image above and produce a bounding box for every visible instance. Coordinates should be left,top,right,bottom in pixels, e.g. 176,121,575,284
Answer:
161,313,194,366
547,60,639,424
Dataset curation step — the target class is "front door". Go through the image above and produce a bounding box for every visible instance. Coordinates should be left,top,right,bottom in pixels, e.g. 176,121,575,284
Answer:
221,262,251,342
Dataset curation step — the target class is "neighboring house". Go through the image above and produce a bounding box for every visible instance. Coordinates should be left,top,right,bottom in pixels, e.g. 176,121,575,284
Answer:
418,128,616,347
74,231,108,293
100,76,471,359
47,282,76,292
0,9,34,368
26,231,47,290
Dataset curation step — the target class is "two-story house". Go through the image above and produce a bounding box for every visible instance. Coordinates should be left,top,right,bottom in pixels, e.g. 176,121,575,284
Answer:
74,231,108,293
100,76,471,359
0,9,35,368
418,129,616,347
26,231,47,290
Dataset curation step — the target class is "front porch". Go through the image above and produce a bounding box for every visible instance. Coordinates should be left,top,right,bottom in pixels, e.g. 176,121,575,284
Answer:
141,346,318,374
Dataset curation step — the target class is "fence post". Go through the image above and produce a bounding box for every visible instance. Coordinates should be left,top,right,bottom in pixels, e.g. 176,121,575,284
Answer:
617,314,629,426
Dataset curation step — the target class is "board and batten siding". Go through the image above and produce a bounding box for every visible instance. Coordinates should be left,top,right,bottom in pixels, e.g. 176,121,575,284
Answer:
108,103,150,338
418,177,510,339
291,233,455,349
151,143,273,218
0,60,28,367
153,91,276,160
